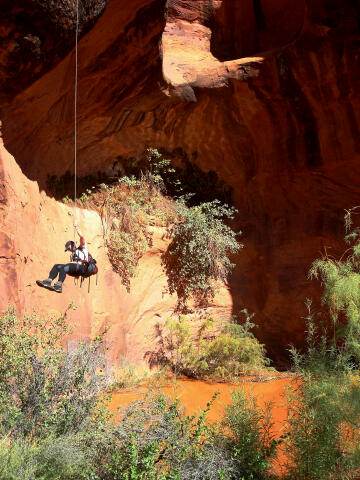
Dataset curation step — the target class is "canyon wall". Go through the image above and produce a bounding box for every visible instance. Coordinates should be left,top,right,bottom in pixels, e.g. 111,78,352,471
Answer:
0,133,232,365
1,0,360,363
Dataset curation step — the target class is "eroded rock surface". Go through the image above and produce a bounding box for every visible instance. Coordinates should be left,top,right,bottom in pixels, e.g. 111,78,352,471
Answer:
0,134,232,365
1,0,360,363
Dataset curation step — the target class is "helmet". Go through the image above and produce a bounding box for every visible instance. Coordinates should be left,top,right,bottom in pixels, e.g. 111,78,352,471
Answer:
65,240,75,252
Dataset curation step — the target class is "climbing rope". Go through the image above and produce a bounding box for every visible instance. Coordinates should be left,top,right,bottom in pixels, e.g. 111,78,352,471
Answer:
74,0,79,241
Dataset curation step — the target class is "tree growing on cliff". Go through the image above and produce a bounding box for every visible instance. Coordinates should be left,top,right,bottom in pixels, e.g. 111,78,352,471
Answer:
163,200,242,310
85,149,241,306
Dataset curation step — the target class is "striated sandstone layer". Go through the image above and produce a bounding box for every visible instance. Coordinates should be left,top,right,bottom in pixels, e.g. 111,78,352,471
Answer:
1,0,360,363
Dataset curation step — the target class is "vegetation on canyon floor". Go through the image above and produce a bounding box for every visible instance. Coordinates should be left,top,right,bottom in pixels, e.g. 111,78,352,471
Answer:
2,210,360,478
2,298,360,479
147,310,271,381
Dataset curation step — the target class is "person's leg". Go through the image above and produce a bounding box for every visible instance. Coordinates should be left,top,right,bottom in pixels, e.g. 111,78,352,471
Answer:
53,263,79,292
37,264,63,289
48,264,63,281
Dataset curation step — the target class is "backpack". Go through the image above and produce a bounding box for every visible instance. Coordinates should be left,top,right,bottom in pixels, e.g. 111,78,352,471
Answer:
77,252,98,293
82,252,98,278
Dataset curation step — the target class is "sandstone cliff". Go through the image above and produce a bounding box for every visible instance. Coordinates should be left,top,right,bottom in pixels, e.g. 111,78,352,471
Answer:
1,0,360,364
0,133,232,366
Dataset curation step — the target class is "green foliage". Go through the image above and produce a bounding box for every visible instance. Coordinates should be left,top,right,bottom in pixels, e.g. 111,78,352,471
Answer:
89,178,174,292
222,389,277,480
163,200,242,310
283,373,360,480
0,434,94,480
0,308,237,480
0,307,109,439
145,148,233,207
78,149,240,302
150,311,270,381
105,391,234,480
283,307,360,480
309,207,360,362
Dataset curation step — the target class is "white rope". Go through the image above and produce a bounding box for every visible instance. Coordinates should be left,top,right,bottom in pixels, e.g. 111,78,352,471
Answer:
74,0,81,342
74,0,79,236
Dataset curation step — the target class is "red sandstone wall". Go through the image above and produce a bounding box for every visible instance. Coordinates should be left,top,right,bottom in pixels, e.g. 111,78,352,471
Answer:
1,0,360,362
0,135,232,365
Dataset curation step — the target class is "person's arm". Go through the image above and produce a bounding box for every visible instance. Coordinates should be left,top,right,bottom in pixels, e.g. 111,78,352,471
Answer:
74,220,85,246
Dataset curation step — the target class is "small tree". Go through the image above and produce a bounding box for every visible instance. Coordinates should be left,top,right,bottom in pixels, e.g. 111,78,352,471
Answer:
283,303,360,480
222,389,277,480
163,200,242,310
309,207,360,361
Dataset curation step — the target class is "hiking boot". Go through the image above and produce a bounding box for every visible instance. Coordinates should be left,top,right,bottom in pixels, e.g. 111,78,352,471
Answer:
52,282,62,293
36,279,53,291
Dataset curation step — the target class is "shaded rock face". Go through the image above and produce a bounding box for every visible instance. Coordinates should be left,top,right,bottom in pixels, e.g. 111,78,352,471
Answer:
0,0,109,101
1,0,360,364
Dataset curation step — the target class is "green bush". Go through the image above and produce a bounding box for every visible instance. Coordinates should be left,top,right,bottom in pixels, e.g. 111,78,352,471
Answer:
150,312,270,381
89,173,175,292
309,207,360,362
222,389,277,480
0,307,109,439
84,150,240,302
282,303,360,480
105,391,234,480
162,200,242,310
0,308,237,479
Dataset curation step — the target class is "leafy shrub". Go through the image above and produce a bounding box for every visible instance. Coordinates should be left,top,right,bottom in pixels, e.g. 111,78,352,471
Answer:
81,149,240,302
162,200,242,310
0,308,238,479
309,207,360,362
89,178,174,291
282,303,360,480
0,307,109,439
222,389,277,480
105,391,235,480
0,434,95,480
0,436,36,480
149,311,271,381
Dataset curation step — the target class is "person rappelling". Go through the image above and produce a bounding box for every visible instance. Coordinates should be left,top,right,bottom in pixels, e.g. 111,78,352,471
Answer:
36,0,100,295
36,220,98,293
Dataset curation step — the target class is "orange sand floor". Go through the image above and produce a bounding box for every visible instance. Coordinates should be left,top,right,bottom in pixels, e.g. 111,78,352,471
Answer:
110,377,291,429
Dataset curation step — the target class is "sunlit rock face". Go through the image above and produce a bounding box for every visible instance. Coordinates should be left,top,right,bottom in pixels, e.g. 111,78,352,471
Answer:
1,0,360,364
0,134,233,365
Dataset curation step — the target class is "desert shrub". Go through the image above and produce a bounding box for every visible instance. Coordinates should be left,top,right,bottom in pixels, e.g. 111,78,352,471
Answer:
149,311,270,381
282,303,360,480
0,436,36,480
104,391,235,480
162,200,242,310
0,307,109,439
82,149,240,302
88,173,175,292
0,434,95,480
222,389,277,480
283,372,360,480
0,307,241,479
309,207,360,362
